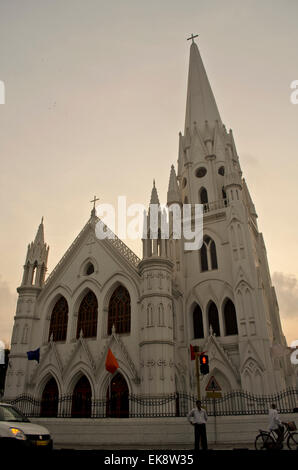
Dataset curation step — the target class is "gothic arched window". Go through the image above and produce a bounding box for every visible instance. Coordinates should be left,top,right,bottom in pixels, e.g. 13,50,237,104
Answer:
108,285,131,335
76,290,98,339
208,302,220,336
85,262,94,275
199,187,208,205
48,296,68,342
224,299,238,335
200,236,218,271
193,304,204,339
210,240,218,269
40,377,59,418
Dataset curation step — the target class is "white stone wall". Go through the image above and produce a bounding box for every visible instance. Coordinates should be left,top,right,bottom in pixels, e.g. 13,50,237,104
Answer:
31,413,298,449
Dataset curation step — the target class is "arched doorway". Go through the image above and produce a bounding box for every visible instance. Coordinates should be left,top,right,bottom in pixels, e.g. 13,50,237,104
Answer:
40,377,59,417
71,375,92,418
106,372,129,418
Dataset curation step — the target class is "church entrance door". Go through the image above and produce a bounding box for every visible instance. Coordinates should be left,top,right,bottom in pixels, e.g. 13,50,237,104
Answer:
106,372,129,418
71,375,92,417
40,377,59,417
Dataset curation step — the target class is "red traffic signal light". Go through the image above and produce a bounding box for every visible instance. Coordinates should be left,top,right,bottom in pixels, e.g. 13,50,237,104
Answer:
199,354,209,375
199,354,209,365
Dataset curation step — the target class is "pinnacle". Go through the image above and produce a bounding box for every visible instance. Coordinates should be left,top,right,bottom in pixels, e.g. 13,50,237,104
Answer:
150,179,160,205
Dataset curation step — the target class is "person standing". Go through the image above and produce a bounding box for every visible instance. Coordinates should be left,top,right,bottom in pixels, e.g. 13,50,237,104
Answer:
187,400,208,451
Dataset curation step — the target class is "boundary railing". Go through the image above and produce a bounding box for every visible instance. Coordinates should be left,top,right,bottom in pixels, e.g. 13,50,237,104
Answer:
3,388,297,419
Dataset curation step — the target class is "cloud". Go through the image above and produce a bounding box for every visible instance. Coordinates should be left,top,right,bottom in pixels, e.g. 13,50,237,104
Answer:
272,272,298,346
0,276,17,347
272,272,298,318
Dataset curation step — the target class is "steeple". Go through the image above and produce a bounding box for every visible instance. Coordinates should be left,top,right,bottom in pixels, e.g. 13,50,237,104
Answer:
184,41,222,134
167,165,180,205
34,216,45,244
21,218,49,288
150,179,160,206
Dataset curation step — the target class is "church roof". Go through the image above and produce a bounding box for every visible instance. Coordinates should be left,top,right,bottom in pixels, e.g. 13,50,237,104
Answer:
44,215,141,288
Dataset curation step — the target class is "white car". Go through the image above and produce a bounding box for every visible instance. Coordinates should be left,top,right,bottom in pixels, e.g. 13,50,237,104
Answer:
0,402,53,450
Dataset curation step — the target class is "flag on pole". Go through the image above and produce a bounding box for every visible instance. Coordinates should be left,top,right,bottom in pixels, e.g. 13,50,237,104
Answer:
105,348,119,374
26,348,40,363
190,344,196,361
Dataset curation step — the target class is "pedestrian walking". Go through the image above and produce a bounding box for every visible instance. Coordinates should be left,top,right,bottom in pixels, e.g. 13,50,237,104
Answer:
187,400,208,451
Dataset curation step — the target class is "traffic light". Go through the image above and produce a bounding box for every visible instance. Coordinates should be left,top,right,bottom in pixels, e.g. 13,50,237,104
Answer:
199,354,209,375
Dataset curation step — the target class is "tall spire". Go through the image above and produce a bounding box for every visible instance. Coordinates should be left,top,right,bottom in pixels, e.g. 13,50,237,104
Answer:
34,216,45,245
150,179,160,205
167,165,180,205
184,41,222,133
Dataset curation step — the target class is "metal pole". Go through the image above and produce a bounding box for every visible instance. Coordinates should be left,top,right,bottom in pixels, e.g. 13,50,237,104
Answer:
213,390,217,444
194,350,201,401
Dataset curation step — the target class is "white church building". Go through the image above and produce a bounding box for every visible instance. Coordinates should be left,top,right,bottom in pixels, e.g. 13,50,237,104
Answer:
4,40,295,417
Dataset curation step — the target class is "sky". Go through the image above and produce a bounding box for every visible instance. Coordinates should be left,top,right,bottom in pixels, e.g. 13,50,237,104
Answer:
0,0,297,346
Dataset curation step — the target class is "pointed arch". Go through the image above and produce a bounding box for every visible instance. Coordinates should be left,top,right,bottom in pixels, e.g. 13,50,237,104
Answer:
85,262,94,275
40,376,59,417
31,261,38,286
48,296,68,342
193,304,204,339
210,240,218,269
77,290,98,339
223,298,238,336
222,186,227,200
200,235,218,271
108,285,131,335
158,303,165,326
106,372,129,418
71,375,92,418
199,187,208,204
200,242,208,272
208,301,220,336
146,303,153,327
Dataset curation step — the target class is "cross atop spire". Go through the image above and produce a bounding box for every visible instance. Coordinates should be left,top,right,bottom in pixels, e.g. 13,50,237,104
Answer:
90,195,99,216
90,195,99,209
187,33,198,44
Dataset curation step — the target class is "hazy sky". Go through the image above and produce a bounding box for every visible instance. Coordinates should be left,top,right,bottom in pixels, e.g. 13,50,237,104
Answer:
0,0,297,346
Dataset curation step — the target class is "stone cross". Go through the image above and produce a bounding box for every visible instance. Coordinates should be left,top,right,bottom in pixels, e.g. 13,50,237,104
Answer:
187,34,199,44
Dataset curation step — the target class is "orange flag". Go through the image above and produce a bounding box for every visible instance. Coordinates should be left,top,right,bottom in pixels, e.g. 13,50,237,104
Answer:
105,348,119,374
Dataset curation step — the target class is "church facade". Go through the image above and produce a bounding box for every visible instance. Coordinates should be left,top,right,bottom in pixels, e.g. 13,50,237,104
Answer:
4,41,295,414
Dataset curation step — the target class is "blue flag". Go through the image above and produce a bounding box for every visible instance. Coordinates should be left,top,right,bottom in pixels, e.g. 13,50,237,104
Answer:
26,348,40,363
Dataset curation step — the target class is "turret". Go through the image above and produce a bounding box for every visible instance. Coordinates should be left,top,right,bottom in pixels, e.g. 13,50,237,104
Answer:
4,219,49,398
139,181,175,399
21,217,49,288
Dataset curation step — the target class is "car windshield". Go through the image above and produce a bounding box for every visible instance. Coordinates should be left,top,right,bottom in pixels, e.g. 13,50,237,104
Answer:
0,405,30,423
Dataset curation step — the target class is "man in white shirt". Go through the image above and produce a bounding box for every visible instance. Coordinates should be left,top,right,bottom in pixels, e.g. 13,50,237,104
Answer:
187,400,208,451
268,403,284,446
